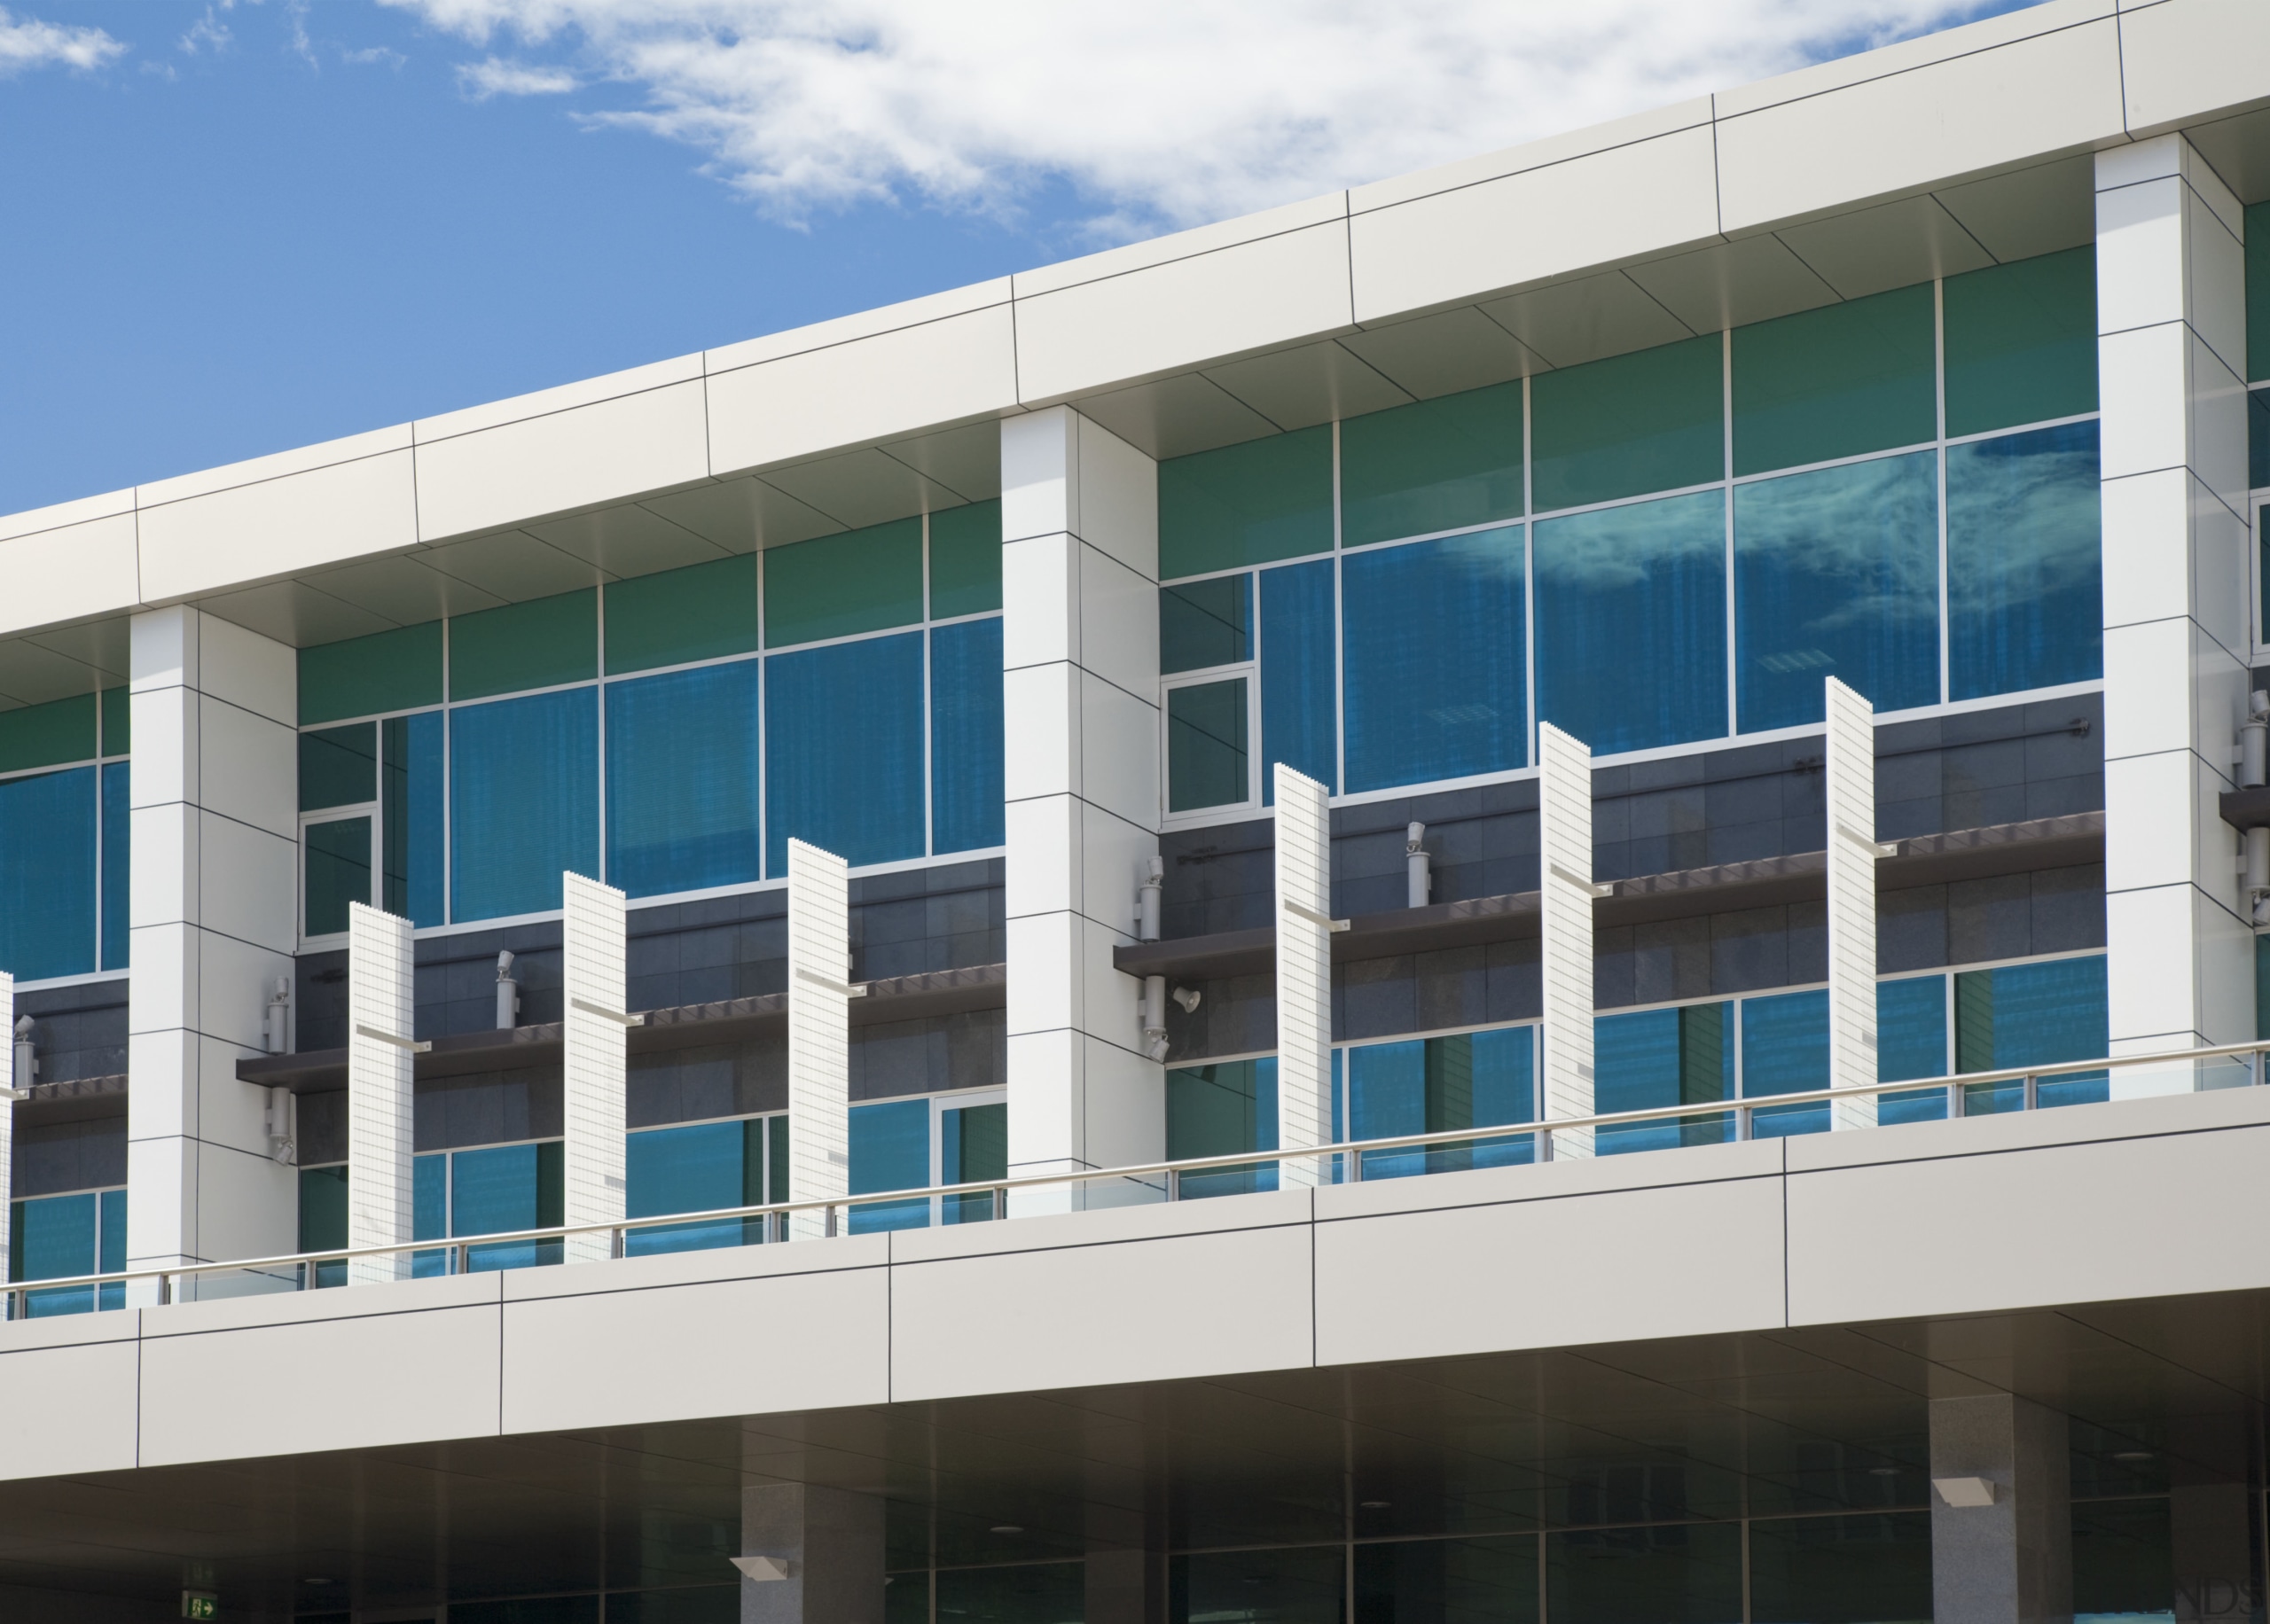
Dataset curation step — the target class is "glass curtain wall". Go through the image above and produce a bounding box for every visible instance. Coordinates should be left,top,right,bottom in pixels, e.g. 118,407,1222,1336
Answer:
0,687,129,982
1158,247,2102,816
5,1185,126,1316
292,503,1005,938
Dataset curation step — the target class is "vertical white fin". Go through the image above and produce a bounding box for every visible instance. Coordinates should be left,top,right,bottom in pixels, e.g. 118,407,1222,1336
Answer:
787,839,851,1239
0,972,14,1277
347,902,415,1284
562,871,630,1260
1273,765,1333,1188
1538,724,1597,1159
1826,678,1882,1129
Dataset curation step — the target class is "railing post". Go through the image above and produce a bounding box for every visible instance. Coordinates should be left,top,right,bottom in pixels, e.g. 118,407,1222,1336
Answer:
1735,1105,1754,1142
158,1272,172,1307
992,1186,1007,1222
825,1204,839,1238
1347,1146,1364,1183
2022,1073,2039,1112
455,1242,471,1276
1165,1167,1180,1203
611,1227,624,1260
1539,1127,1554,1163
1948,1081,1965,1120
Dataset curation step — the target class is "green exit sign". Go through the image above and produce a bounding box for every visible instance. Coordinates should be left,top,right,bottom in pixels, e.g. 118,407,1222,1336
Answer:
182,1592,217,1620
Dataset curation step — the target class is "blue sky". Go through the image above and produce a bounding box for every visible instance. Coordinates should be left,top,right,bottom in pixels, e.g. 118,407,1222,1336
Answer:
0,0,2039,517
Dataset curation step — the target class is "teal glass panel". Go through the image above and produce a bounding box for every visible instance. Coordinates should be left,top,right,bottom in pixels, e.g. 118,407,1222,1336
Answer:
449,589,597,702
98,686,129,757
764,632,925,873
1547,1519,1742,1624
1878,974,1949,1125
412,1152,447,1277
1733,283,1936,476
941,1099,1006,1224
453,1140,563,1272
1342,527,1527,794
0,764,96,981
764,519,924,647
1741,988,1830,1137
1161,574,1251,674
604,554,759,675
2250,200,2270,383
607,660,763,900
1176,1544,1345,1624
1947,421,2102,700
1348,1027,1536,1179
1536,490,1726,755
1594,1003,1733,1155
14,1191,95,1280
2252,386,2270,488
1944,247,2098,436
300,722,376,811
1955,955,2109,1113
1166,1058,1279,1198
1355,1534,1538,1624
1532,333,1724,511
300,621,442,725
1340,380,1524,549
99,761,129,971
1734,451,1940,731
931,618,1006,855
935,1561,1084,1624
385,711,445,928
1167,678,1249,813
1158,427,1333,578
626,1120,757,1256
98,1188,123,1272
1749,1511,1932,1624
2261,933,2270,1041
305,815,375,938
450,687,599,922
298,1165,348,1253
1259,559,1336,800
930,499,1005,619
849,1097,930,1234
0,692,94,775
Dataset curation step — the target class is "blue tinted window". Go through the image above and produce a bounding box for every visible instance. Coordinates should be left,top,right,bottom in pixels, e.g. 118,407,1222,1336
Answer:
99,761,129,971
1342,527,1528,794
403,711,445,928
1348,1027,1535,1179
1259,560,1335,800
0,764,94,981
14,1191,94,1281
931,618,1006,854
627,1120,756,1256
1734,452,1940,731
450,688,598,923
452,1141,562,1272
1877,974,1949,1125
412,1152,448,1277
606,660,762,899
1594,1003,1733,1155
1960,955,2109,1112
1947,422,2102,701
765,633,925,873
1741,989,1829,1138
849,1097,931,1234
1536,491,1727,755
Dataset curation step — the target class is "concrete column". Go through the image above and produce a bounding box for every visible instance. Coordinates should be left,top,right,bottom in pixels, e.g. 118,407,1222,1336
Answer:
1001,407,1163,1209
126,606,300,1287
1273,765,1332,1185
1086,1548,1165,1624
1826,676,1884,1128
740,1482,885,1624
347,902,415,1284
561,870,629,1263
2097,136,2253,1087
1538,723,1597,1158
1929,1393,2071,1624
787,839,850,1240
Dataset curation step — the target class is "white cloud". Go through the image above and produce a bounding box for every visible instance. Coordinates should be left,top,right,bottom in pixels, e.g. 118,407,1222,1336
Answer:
378,0,2023,235
0,5,125,74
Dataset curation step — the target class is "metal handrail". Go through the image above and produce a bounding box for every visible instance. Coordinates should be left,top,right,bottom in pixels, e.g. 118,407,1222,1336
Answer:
4,1038,2260,1312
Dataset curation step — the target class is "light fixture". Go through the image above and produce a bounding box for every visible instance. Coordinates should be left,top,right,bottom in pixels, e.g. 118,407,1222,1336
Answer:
732,1557,792,1581
2112,1451,2155,1463
301,1578,333,1587
1934,1476,1995,1508
1867,1467,1899,1477
990,1525,1023,1535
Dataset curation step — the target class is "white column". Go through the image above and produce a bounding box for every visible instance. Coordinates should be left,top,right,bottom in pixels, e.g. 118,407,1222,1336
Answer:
126,606,300,1291
347,901,415,1285
0,972,14,1273
1538,723,1599,1158
1001,407,1164,1210
1825,677,1885,1128
2097,136,2253,1089
1273,765,1333,1186
787,838,849,1241
562,870,630,1262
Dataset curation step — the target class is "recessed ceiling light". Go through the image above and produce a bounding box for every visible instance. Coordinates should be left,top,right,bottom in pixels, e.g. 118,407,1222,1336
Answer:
2113,1451,2155,1462
1360,1501,1390,1509
1868,1467,1899,1477
302,1577,333,1586
990,1525,1022,1534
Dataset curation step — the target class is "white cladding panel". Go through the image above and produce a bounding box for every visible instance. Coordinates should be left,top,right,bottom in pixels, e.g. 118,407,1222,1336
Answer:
787,839,851,1239
0,972,12,1269
1538,724,1596,1157
1824,678,1881,1128
562,871,630,1262
1274,766,1333,1184
346,902,415,1284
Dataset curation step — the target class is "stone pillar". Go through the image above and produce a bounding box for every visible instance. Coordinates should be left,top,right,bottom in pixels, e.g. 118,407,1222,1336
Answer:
347,902,415,1284
1825,677,1883,1128
561,871,629,1263
1538,723,1597,1158
126,606,300,1289
2096,136,2253,1087
1273,765,1333,1186
1000,407,1163,1209
787,839,850,1241
740,1483,885,1624
1929,1393,2071,1624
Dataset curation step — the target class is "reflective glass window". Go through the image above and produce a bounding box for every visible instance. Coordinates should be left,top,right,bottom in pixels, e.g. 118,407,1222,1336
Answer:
1740,988,1829,1137
1547,1519,1742,1624
2250,199,2270,383
0,764,96,980
1536,490,1726,755
1346,1027,1535,1178
626,1119,763,1256
304,816,372,937
849,1097,930,1234
1340,381,1524,548
605,555,759,676
930,500,1004,619
300,722,377,811
450,687,599,922
99,686,129,755
1532,333,1723,511
1877,974,1950,1125
0,692,93,774
451,1140,564,1271
1734,451,1939,732
1734,283,1936,476
940,1099,1006,1225
8,1188,121,1316
1176,1544,1345,1624
99,761,129,971
764,519,925,647
935,1562,1085,1624
1943,247,2097,436
1749,1512,1932,1624
606,660,763,899
2252,386,2270,488
2073,1497,2174,1620
1166,1058,1278,1198
1594,1003,1733,1154
1167,678,1249,813
384,712,445,928
1946,421,2102,700
298,1165,348,1253
413,1151,447,1277
1354,1534,1538,1624
1342,527,1527,794
1161,574,1251,674
449,589,598,701
1260,560,1337,800
301,621,442,725
764,632,925,872
931,618,1006,855
1159,427,1333,578
1954,954,2109,1113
